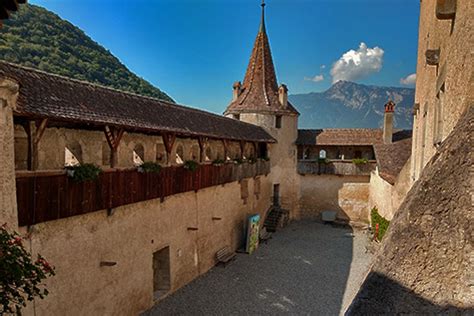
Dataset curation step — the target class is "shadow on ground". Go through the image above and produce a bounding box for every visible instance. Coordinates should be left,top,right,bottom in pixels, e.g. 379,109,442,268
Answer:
145,221,372,315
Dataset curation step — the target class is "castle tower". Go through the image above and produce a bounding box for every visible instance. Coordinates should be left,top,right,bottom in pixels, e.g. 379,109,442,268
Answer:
224,0,300,218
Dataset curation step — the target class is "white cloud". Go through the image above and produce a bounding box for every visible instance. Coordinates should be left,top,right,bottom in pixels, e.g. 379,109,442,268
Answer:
400,73,416,85
330,42,384,83
304,74,324,82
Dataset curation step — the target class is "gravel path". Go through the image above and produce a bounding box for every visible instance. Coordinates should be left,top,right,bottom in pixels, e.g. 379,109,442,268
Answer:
145,221,373,316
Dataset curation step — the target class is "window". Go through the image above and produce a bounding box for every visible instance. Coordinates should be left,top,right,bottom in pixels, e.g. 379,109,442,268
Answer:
240,179,249,204
233,114,240,120
354,150,362,159
175,144,184,164
275,115,282,129
133,143,145,166
434,83,445,145
319,149,326,159
65,140,82,167
205,146,212,162
14,125,28,170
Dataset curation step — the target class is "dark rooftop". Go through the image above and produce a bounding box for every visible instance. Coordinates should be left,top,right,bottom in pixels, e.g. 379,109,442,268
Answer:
0,61,275,143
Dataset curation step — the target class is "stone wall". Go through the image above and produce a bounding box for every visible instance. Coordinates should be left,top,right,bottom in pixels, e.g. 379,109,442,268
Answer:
347,106,473,314
299,174,370,223
0,79,19,229
411,0,473,181
20,175,272,315
239,113,300,218
368,158,411,221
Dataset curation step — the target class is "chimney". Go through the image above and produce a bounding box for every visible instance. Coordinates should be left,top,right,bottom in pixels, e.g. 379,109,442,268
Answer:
278,84,288,107
232,81,242,101
383,100,395,144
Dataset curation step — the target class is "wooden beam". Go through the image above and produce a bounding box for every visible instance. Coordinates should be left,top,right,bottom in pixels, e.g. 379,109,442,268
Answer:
104,126,124,168
240,140,245,159
34,118,48,146
197,136,208,163
222,139,229,161
23,119,48,171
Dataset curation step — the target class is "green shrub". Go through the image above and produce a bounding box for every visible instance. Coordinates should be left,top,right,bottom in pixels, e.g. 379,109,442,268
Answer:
212,159,225,165
66,164,102,182
318,158,330,164
248,157,257,164
371,207,390,241
139,162,162,173
352,158,369,165
183,160,199,172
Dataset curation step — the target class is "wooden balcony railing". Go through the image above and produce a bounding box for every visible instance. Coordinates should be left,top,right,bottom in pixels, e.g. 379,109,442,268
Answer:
16,161,270,226
297,159,376,176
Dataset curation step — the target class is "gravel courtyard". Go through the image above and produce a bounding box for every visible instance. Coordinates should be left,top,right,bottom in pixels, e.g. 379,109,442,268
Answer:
145,221,373,316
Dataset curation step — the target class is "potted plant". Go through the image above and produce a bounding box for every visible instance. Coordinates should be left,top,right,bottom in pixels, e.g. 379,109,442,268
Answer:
65,164,102,182
183,160,199,172
352,158,369,165
138,161,162,173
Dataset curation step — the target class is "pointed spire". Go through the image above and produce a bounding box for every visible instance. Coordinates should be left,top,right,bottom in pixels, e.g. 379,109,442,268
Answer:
260,0,266,32
225,1,299,116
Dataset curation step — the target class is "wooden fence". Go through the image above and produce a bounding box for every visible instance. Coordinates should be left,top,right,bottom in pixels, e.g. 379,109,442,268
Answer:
16,161,270,226
297,160,376,176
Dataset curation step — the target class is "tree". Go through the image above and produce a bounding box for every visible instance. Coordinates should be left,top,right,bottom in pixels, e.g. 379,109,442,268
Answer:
0,224,55,314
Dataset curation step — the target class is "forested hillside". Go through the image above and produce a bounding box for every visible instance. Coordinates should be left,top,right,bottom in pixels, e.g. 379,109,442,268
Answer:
0,4,173,102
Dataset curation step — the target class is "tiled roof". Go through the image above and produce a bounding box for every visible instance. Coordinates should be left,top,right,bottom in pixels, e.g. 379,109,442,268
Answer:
374,130,413,184
297,128,384,146
224,5,299,116
0,61,275,143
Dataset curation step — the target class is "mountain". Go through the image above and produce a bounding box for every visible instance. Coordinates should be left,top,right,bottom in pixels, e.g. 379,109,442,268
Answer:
0,4,173,102
290,81,414,129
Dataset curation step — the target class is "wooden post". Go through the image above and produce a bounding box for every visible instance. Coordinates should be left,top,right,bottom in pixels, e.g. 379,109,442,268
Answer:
239,140,245,159
162,132,176,165
222,139,229,161
104,126,124,168
197,136,208,163
24,118,48,171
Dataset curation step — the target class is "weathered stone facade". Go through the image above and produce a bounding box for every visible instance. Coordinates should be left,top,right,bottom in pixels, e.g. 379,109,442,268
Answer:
348,105,473,314
410,0,473,181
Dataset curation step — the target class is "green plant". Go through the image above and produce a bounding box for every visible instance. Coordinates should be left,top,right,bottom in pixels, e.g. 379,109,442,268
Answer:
352,158,369,165
212,159,225,165
66,164,102,182
233,158,243,165
318,157,330,164
371,207,390,241
183,160,199,172
248,157,257,164
139,162,162,173
0,224,55,314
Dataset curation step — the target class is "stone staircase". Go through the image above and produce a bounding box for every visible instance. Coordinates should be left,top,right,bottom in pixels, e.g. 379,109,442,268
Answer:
263,206,289,232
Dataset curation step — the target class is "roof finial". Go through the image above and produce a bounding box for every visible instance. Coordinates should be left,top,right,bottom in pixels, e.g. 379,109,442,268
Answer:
260,0,266,32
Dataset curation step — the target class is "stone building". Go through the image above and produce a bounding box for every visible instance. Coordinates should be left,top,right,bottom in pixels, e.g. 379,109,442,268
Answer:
410,0,473,181
348,0,473,313
1,0,471,315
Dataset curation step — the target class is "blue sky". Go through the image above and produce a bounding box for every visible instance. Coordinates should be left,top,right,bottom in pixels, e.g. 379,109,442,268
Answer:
30,0,420,114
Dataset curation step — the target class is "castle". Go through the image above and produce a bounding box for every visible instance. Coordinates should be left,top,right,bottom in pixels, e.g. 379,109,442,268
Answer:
0,0,471,314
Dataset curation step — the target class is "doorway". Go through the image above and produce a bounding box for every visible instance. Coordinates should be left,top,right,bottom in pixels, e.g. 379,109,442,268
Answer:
153,246,171,299
273,184,280,206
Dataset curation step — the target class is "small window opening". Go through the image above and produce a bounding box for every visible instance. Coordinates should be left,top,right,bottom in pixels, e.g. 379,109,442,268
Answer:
65,141,82,167
133,143,145,166
175,144,184,164
233,114,240,120
319,149,327,159
275,115,282,129
273,184,280,206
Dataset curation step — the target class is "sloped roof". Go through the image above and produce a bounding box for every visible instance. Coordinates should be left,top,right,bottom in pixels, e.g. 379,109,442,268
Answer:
224,3,299,116
373,130,413,184
0,61,275,142
297,128,384,146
